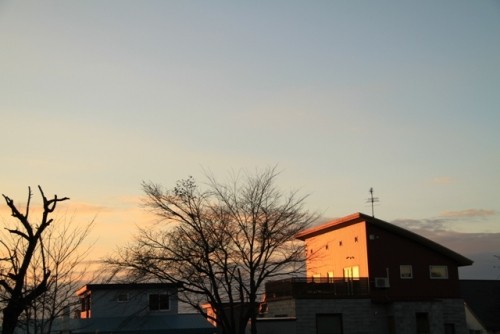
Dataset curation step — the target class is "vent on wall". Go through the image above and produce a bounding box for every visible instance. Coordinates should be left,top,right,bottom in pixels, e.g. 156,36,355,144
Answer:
374,277,390,288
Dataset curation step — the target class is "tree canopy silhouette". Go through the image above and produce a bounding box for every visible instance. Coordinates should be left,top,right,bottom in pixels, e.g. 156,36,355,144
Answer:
109,167,316,334
0,186,69,334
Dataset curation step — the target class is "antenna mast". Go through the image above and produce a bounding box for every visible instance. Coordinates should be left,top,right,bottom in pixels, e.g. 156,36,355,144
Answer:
367,187,379,217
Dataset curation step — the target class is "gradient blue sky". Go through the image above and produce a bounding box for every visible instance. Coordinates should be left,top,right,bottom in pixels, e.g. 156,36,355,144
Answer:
1,1,499,278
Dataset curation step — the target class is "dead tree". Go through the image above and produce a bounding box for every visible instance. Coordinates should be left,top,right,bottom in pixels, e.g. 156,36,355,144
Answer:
0,186,69,334
108,167,317,334
19,215,94,334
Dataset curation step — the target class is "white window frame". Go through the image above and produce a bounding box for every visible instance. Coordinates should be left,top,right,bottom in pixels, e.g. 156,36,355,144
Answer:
400,265,413,279
429,265,448,279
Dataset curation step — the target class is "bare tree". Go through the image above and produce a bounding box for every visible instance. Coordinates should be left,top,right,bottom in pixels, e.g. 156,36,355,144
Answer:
108,167,317,334
0,186,69,334
18,214,94,334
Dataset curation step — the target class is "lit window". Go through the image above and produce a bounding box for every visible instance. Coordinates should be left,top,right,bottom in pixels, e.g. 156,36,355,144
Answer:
343,266,360,281
429,265,448,279
400,265,413,279
313,273,321,283
149,293,170,311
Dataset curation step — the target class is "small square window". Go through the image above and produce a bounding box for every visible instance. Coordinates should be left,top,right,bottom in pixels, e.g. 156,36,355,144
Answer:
149,293,170,311
429,265,448,279
400,265,413,279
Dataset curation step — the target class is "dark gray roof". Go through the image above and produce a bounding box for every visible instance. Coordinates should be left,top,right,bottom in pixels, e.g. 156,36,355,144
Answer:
85,282,181,290
76,282,181,296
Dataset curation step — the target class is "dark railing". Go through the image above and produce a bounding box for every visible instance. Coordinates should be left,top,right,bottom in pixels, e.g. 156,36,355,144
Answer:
265,277,370,300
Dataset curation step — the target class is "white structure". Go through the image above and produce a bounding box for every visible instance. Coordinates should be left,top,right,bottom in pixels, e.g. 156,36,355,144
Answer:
61,283,216,334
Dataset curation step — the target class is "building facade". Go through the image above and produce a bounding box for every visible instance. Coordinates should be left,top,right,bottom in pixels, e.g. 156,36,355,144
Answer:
261,212,473,334
65,283,216,333
76,283,180,319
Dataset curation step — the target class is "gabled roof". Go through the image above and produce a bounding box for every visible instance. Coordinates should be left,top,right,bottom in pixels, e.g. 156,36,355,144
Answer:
76,283,180,296
296,212,473,267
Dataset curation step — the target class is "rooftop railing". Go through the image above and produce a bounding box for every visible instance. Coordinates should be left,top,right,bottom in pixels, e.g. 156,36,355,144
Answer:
265,277,371,300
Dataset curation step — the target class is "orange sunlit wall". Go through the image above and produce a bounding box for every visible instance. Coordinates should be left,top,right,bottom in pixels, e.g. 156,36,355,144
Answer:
304,221,369,279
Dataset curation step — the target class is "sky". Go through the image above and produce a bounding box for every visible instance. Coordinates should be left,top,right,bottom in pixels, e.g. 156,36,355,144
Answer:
0,1,499,279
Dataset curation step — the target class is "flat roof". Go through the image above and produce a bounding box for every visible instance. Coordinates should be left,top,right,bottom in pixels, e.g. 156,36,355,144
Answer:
76,282,181,296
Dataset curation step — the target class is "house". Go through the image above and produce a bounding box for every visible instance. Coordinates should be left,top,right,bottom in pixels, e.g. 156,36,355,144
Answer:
260,212,473,334
55,283,217,334
76,283,180,319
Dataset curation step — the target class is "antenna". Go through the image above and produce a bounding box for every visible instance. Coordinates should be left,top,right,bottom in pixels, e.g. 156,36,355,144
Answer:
366,187,379,217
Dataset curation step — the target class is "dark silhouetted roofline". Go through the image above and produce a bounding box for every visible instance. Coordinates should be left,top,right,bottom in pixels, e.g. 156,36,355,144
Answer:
76,282,181,296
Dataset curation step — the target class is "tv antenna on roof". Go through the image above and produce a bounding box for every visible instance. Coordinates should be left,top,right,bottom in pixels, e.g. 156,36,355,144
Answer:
366,187,379,217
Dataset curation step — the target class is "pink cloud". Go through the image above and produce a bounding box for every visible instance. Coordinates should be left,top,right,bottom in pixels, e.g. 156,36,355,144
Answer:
392,217,499,279
439,209,496,219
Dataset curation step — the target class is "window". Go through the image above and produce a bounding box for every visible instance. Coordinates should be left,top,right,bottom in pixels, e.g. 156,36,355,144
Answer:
352,266,359,280
149,293,169,311
327,272,334,283
416,313,430,334
116,293,129,302
313,273,321,283
80,295,91,312
344,266,360,281
400,265,413,279
316,314,343,334
429,265,449,279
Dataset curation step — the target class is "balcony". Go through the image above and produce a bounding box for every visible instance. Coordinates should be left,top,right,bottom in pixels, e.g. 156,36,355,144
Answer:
265,277,371,300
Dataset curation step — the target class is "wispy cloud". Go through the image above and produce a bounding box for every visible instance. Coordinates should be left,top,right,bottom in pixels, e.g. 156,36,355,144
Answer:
439,209,496,219
392,218,448,232
391,217,500,279
0,200,111,216
431,176,455,185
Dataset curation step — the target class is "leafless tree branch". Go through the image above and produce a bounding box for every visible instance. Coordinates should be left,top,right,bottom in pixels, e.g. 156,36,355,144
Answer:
107,167,317,334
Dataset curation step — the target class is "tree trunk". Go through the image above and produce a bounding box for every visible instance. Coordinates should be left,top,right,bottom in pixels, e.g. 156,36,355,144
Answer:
2,305,22,334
